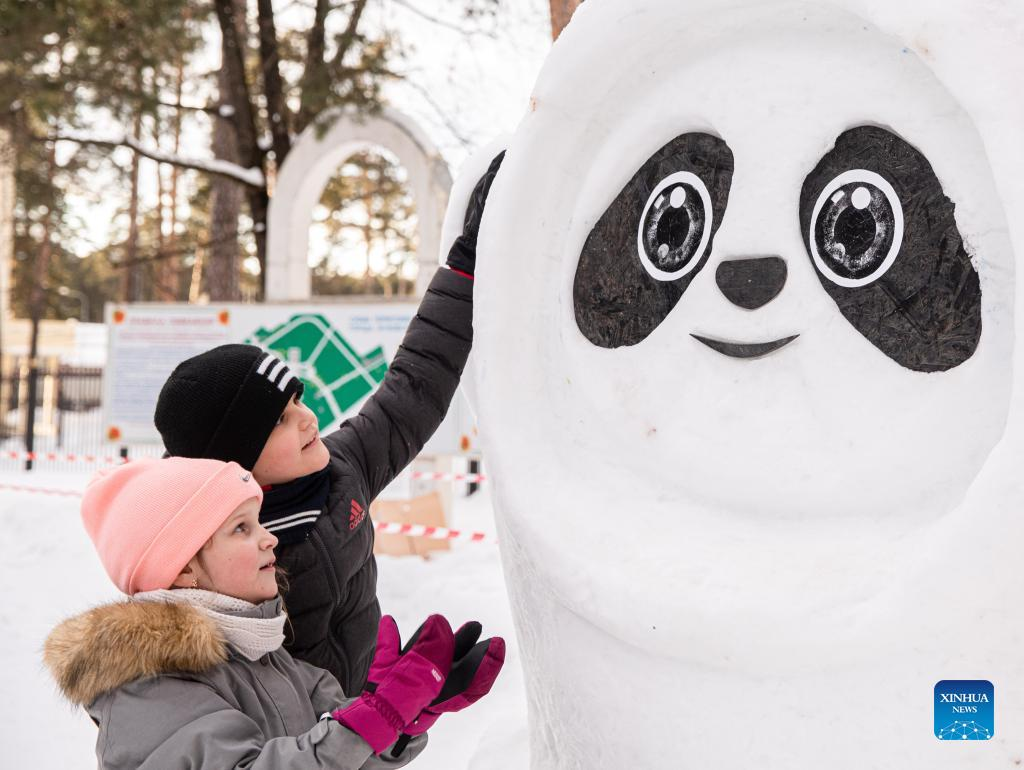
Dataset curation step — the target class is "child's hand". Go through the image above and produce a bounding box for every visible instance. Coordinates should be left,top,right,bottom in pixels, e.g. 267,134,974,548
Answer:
332,615,454,754
401,621,505,735
363,615,405,692
363,615,506,757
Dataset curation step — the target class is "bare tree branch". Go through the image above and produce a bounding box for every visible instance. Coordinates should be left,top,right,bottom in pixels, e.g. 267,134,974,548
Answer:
326,0,362,12
330,0,370,68
107,226,245,268
156,98,223,116
36,73,223,117
390,0,483,35
296,0,368,134
401,79,472,148
280,0,317,12
49,131,266,187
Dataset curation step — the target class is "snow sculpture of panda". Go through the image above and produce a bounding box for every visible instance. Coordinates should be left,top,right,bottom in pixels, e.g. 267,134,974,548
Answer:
465,0,1024,766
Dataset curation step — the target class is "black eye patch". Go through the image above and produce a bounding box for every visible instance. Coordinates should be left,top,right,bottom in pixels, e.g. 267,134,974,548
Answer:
800,126,981,372
574,133,734,348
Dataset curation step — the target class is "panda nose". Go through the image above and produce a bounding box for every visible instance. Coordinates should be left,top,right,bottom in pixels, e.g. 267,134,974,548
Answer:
715,256,788,310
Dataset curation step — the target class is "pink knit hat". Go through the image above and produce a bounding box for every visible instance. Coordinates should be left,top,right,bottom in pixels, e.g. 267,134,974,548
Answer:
81,457,264,595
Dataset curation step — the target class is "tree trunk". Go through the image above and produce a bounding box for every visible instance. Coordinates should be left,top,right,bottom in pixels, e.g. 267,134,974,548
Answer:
24,146,55,469
362,221,374,294
256,0,292,166
0,128,15,324
549,0,584,40
188,244,205,303
207,62,243,301
296,0,330,134
213,0,267,296
247,185,269,295
154,60,185,302
154,155,169,300
124,110,144,302
159,57,186,303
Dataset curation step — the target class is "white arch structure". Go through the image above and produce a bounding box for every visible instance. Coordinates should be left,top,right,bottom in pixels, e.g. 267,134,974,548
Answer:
266,106,452,300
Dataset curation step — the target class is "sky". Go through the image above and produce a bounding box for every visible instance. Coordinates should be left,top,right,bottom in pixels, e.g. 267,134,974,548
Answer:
59,0,554,281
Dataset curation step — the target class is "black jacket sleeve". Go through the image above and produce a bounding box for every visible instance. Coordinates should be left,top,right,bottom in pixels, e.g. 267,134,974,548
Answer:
322,267,473,501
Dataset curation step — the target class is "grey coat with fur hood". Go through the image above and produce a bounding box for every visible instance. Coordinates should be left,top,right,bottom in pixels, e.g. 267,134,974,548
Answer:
43,598,425,770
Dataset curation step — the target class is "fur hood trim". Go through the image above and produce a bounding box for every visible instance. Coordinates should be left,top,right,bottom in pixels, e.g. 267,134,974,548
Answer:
43,600,228,706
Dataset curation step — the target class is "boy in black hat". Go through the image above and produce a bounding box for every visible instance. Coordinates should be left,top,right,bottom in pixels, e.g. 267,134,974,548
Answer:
154,154,502,696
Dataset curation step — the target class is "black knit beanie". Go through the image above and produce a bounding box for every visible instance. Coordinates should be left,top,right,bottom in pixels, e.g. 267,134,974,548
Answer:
154,343,304,471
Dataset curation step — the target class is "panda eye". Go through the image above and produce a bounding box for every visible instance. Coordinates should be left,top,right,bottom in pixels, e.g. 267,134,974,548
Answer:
809,170,903,287
574,132,734,349
799,125,982,372
638,172,713,281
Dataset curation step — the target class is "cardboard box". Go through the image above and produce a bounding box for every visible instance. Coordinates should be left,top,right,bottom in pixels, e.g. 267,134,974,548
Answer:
371,491,450,558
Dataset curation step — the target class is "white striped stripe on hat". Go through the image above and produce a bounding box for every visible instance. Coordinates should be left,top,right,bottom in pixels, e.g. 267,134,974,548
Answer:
256,352,297,392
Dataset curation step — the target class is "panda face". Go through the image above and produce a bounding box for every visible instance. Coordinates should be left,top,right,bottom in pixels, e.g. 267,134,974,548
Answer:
478,3,1014,529
473,1,1014,666
575,119,981,375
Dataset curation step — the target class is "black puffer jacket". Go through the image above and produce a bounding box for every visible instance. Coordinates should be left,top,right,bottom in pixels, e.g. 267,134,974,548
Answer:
275,267,473,694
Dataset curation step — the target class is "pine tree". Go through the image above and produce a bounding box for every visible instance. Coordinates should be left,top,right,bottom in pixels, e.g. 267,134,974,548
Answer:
1,0,204,309
2,0,502,303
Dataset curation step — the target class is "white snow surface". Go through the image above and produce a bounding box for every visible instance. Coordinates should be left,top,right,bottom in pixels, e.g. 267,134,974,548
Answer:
0,470,526,769
467,0,1024,767
438,137,511,417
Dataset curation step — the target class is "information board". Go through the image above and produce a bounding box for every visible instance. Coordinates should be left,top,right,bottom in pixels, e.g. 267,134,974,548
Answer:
102,302,476,456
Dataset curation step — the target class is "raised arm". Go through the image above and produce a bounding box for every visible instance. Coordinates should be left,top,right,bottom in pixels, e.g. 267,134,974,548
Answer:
323,152,504,501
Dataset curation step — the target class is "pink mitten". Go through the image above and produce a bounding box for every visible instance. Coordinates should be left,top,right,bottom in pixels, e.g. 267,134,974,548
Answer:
404,622,505,736
386,621,506,756
333,615,454,753
364,615,402,690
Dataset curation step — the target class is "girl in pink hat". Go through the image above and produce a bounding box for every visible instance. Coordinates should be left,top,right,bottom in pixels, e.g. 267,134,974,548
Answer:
43,457,455,770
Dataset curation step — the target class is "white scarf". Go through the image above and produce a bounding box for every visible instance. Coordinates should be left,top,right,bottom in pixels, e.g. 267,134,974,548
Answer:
133,589,286,662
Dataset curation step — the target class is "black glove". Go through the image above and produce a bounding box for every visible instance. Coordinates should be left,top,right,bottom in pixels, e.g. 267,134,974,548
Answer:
445,151,506,277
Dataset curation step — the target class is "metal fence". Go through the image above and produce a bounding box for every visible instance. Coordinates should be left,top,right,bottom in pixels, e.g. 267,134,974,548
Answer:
0,356,148,471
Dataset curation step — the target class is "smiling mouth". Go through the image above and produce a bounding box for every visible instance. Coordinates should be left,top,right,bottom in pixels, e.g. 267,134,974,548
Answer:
260,560,276,571
691,333,799,359
301,433,319,451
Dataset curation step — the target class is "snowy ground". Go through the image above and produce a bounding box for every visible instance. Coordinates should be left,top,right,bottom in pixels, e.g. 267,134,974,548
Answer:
0,468,528,769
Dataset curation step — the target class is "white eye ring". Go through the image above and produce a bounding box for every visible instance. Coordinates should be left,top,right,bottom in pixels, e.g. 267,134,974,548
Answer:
636,171,714,282
809,169,904,288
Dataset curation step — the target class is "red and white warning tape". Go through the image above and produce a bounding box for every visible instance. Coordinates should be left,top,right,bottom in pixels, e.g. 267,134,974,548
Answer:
2,451,129,465
0,482,497,544
0,451,489,484
407,471,488,483
373,521,494,544
0,482,85,498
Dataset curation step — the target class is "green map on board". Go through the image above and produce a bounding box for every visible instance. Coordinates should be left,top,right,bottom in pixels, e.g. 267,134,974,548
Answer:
246,313,388,430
